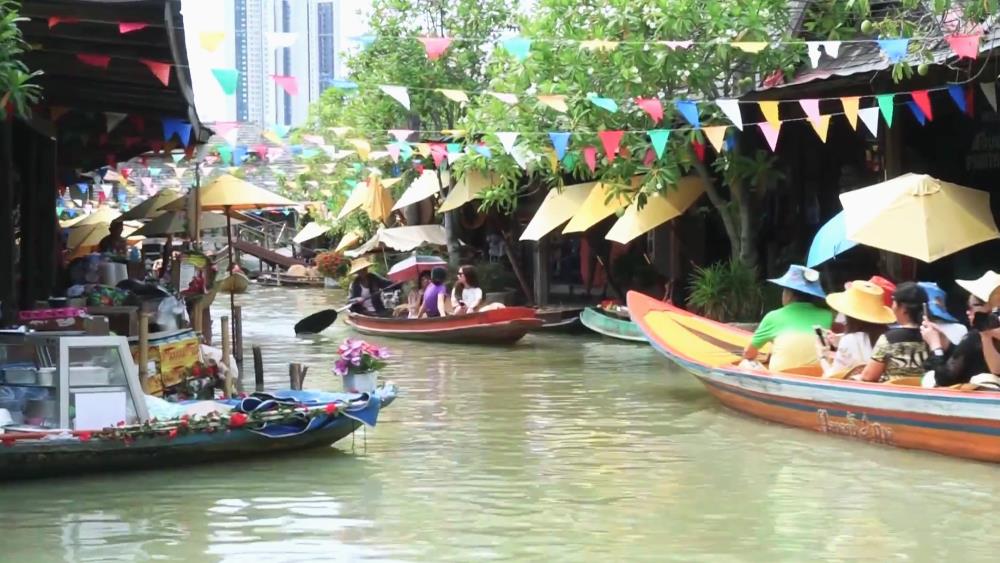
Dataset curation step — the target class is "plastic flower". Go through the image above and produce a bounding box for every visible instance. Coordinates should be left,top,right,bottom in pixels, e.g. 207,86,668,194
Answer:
333,359,349,376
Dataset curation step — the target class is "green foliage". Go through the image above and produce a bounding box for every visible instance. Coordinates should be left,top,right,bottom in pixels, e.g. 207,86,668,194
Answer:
472,261,519,293
0,0,41,118
685,259,765,322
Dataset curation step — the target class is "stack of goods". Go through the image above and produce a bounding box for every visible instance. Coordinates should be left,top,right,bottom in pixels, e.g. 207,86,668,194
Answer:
130,329,223,400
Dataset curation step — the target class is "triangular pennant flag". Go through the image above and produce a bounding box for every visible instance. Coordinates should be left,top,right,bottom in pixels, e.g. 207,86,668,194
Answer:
266,147,284,161
588,94,618,113
841,96,860,130
173,167,188,178
758,101,781,128
489,92,519,105
965,86,976,118
496,132,519,154
582,146,598,173
858,107,880,137
945,33,981,60
139,59,171,86
805,41,842,68
302,134,324,145
643,148,656,167
563,152,579,169
702,126,728,152
148,167,162,177
119,22,148,34
580,40,619,51
821,41,841,59
648,130,670,159
446,143,463,162
77,54,111,69
380,85,410,110
981,82,998,111
545,148,559,172
100,184,113,197
171,152,185,163
429,143,447,167
732,41,769,54
199,31,226,52
537,94,568,113
162,118,193,146
351,34,376,48
806,42,824,68
501,37,532,61
810,115,831,142
211,68,240,95
548,132,570,160
675,100,699,127
105,112,127,133
798,99,821,127
598,130,625,162
473,144,492,159
876,39,909,63
330,126,352,137
635,97,664,124
419,37,452,60
442,129,466,138
437,89,469,103
875,94,895,126
910,90,933,121
661,41,693,50
252,144,268,159
758,122,781,152
947,85,967,113
271,75,299,96
387,144,401,163
906,101,927,126
223,127,239,148
348,139,371,161
415,143,432,158
691,139,705,162
266,32,299,49
389,129,413,142
233,146,248,164
140,177,154,193
715,99,743,130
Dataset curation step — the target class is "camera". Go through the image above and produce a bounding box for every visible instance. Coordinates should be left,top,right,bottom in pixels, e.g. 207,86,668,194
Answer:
973,309,1000,331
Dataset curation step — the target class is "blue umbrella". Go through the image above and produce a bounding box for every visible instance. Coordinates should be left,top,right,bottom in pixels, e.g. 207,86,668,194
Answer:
807,211,859,268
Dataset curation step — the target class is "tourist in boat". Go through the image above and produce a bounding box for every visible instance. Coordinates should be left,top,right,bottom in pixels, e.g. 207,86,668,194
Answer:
451,265,483,314
417,267,449,318
922,272,1000,387
854,282,930,382
742,265,833,373
348,257,393,316
396,271,431,318
817,281,894,378
918,281,967,345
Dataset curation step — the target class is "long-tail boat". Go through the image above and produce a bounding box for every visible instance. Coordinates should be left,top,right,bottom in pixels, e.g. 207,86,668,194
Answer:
346,307,542,344
579,305,647,342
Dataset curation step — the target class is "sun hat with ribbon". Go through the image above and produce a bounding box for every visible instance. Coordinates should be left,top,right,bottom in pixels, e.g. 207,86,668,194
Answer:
956,271,1000,305
348,257,374,276
826,281,896,324
768,265,826,299
917,282,960,323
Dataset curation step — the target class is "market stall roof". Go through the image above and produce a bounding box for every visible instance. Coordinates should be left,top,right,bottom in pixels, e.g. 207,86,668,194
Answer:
519,182,595,241
438,170,496,213
606,176,706,244
346,225,448,257
391,170,443,211
563,178,644,234
293,222,330,245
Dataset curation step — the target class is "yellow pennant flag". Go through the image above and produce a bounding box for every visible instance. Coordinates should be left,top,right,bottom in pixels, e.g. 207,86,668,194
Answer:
702,126,728,152
545,148,559,173
811,115,832,143
537,94,569,113
330,126,352,137
489,92,519,105
758,101,781,128
580,39,619,51
262,131,283,145
732,41,768,53
415,143,432,158
347,139,371,161
840,96,860,130
199,31,226,52
442,129,467,138
437,89,469,103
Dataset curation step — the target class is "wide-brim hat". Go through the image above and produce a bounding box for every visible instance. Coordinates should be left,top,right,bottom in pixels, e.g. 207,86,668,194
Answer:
768,265,826,299
917,281,960,323
957,271,1000,305
826,281,896,325
348,257,374,276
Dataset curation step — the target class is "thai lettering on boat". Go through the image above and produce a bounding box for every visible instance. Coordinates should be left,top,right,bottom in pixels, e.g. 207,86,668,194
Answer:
816,409,893,445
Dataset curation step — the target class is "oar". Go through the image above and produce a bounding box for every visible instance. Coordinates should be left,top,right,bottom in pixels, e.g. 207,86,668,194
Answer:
294,281,404,335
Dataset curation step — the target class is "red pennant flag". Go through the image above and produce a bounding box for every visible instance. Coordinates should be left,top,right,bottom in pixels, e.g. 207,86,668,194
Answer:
185,144,196,159
691,139,705,162
430,143,447,167
414,162,425,174
583,146,598,173
253,144,269,159
597,130,625,162
643,148,656,167
965,86,975,118
140,59,171,86
120,168,131,180
48,16,79,29
418,37,452,60
635,97,664,124
77,54,112,69
150,140,163,153
119,22,149,34
945,33,981,60
270,75,299,96
911,90,933,121
98,191,106,204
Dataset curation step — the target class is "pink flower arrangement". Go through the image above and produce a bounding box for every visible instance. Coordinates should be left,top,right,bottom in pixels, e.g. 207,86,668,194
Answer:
333,338,390,376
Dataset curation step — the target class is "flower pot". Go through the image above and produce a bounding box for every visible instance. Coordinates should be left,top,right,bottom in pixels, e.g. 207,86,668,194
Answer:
342,370,378,394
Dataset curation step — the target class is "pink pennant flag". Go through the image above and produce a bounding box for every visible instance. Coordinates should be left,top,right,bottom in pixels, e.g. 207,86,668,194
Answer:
139,59,171,86
911,90,933,121
419,37,452,60
758,122,782,152
141,177,154,194
945,33,982,60
119,22,149,34
598,131,625,162
267,147,285,160
798,99,822,127
77,54,112,69
252,144,269,159
213,121,239,137
303,134,324,145
389,129,413,142
430,143,447,167
635,97,664,124
387,144,401,163
583,146,598,173
271,75,299,96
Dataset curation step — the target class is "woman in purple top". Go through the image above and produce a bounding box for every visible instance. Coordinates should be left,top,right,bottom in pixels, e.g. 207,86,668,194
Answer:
418,267,449,318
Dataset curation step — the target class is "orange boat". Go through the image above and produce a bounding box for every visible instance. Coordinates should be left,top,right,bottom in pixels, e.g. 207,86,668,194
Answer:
627,290,1000,463
346,307,542,345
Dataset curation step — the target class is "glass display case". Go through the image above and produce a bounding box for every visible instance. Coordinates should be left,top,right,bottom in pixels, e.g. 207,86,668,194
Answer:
0,333,148,430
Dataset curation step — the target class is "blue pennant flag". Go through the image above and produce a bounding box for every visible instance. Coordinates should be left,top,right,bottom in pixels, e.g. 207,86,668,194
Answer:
906,101,927,125
876,39,909,63
330,79,359,90
675,100,700,128
301,148,320,158
290,145,303,156
272,124,291,138
473,145,493,159
947,84,967,113
162,118,193,146
397,142,413,160
501,37,532,61
548,131,570,160
587,94,618,113
351,34,376,47
233,145,248,164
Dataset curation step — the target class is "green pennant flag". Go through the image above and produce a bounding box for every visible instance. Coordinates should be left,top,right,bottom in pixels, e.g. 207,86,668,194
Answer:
217,144,233,165
171,153,185,163
648,129,671,159
876,94,895,127
562,152,579,170
211,68,240,95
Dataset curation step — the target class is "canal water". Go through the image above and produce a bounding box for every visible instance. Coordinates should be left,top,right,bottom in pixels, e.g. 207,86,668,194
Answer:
2,286,1000,562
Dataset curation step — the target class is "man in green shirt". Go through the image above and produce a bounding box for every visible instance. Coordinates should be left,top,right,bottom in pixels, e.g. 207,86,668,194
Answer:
744,265,834,372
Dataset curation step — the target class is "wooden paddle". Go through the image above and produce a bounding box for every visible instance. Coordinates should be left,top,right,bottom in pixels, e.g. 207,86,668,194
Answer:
294,281,404,335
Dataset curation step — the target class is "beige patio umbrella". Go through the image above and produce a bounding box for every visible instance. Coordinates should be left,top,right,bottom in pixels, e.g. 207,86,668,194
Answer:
519,182,596,241
605,176,706,244
131,211,233,238
120,188,181,220
74,206,121,227
345,225,448,257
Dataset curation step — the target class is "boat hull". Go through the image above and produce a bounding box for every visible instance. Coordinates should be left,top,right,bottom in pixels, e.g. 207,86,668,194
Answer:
347,307,542,344
257,273,326,287
579,306,646,342
627,290,1000,463
534,307,586,334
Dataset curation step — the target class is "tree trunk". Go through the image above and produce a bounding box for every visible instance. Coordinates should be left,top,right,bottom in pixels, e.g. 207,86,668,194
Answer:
691,158,742,263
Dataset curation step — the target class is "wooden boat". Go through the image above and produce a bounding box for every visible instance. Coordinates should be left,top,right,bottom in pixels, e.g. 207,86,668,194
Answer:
216,271,250,294
534,307,586,334
579,305,647,342
628,290,1000,463
346,307,543,344
257,271,326,288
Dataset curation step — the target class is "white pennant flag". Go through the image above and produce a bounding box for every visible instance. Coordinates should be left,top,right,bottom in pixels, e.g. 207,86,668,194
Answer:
100,184,113,197
857,106,880,137
981,82,998,112
223,128,239,148
380,85,411,110
821,41,842,59
105,112,127,133
266,32,298,49
389,129,414,142
511,145,533,169
715,99,743,130
489,92,519,105
806,41,841,68
496,132,519,154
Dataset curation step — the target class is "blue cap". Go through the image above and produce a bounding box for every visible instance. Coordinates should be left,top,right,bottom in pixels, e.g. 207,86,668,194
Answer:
917,282,960,323
768,265,826,299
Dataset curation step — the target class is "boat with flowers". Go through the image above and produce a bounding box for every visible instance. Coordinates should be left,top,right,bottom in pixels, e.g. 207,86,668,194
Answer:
579,304,646,342
346,307,543,344
627,290,1000,463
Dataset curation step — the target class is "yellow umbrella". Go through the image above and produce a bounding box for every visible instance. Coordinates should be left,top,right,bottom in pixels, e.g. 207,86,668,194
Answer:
132,211,232,238
75,206,122,227
60,215,86,229
361,176,394,223
334,230,364,252
121,188,181,220
562,178,644,234
172,174,297,211
391,170,442,211
68,222,142,251
519,182,596,241
336,183,369,220
840,173,1000,262
292,221,330,245
438,170,495,213
606,176,706,244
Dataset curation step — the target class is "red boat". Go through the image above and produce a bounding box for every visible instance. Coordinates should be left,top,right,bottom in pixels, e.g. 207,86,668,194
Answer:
346,307,543,345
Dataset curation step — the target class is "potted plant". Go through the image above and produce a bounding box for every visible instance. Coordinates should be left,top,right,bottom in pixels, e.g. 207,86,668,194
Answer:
334,339,389,394
315,250,348,288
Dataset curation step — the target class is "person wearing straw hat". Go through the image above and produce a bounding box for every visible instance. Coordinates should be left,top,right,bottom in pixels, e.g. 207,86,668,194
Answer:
921,272,1000,387
348,257,393,316
743,265,833,373
818,281,895,378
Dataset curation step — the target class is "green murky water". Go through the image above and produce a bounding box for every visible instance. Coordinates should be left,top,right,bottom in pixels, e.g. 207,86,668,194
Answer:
2,287,999,562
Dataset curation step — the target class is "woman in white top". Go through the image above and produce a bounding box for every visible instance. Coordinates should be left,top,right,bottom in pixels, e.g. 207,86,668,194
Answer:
451,265,484,314
818,281,895,378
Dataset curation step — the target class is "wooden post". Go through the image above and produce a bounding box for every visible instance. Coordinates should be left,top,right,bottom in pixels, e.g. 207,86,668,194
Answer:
288,363,308,390
252,345,264,392
138,313,150,394
233,305,244,375
532,239,550,308
221,316,232,397
502,231,534,306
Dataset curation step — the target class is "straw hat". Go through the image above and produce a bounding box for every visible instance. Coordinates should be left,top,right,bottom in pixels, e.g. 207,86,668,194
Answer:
957,271,1000,305
826,281,896,324
348,257,374,276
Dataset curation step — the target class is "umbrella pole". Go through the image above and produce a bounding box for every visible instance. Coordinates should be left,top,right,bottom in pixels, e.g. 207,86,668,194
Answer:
226,206,237,354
